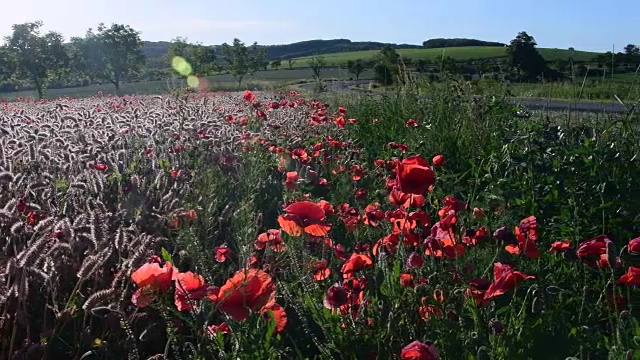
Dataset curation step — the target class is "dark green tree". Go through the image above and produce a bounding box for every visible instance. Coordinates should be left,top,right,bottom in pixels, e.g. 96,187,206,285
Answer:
308,56,326,83
287,58,296,70
624,44,639,56
3,21,68,99
373,45,401,85
168,37,216,77
346,59,365,80
221,38,266,85
73,23,145,93
506,31,548,81
270,60,282,70
0,47,16,83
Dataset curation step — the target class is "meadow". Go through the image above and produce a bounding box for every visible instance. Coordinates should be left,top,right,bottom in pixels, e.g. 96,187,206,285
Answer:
291,46,601,67
0,78,638,360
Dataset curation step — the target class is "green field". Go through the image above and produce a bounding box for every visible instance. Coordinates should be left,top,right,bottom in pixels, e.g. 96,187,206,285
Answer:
0,68,374,100
292,46,601,66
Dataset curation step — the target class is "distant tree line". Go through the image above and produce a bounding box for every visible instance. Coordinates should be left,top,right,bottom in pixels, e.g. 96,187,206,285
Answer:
1,21,639,97
422,38,506,48
0,21,268,97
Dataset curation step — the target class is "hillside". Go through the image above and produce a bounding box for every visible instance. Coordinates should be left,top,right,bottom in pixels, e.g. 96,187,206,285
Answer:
291,46,601,66
140,39,422,65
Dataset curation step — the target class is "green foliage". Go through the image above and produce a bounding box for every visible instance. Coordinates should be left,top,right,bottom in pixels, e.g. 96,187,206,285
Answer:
71,23,145,93
2,21,68,99
221,38,266,85
506,31,549,81
373,62,395,85
168,37,217,76
345,59,365,80
308,56,326,83
270,60,282,70
372,46,402,85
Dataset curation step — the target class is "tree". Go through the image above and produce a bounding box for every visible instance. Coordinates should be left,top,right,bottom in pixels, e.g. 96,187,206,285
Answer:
168,37,216,77
308,56,326,83
373,46,401,85
377,45,400,66
346,59,365,80
221,38,266,85
624,44,639,56
73,23,145,93
287,58,296,70
0,47,16,83
506,31,548,81
373,63,394,85
3,21,68,99
270,60,282,70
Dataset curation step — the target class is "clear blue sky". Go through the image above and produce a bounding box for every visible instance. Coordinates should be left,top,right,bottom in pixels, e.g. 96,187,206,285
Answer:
1,0,638,52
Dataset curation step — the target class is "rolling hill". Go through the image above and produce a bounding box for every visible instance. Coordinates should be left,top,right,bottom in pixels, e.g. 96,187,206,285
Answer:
141,39,423,66
291,46,601,67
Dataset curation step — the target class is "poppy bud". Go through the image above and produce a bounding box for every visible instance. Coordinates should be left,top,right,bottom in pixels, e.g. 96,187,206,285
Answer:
489,318,503,335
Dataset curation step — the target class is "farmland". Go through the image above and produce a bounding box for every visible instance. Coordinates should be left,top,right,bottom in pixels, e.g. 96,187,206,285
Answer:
291,46,601,67
0,79,638,359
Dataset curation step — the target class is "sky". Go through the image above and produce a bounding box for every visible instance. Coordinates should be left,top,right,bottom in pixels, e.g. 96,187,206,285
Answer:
0,0,638,52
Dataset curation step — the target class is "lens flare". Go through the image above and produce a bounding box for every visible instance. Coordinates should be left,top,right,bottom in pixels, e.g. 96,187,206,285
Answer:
187,75,200,88
172,56,192,76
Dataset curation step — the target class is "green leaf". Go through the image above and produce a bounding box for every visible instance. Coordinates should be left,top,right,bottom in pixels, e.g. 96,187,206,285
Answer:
161,247,173,263
264,310,277,345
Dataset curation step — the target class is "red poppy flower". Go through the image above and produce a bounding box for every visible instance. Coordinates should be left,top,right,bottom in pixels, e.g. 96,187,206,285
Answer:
465,278,491,306
615,266,640,286
341,253,373,278
285,171,300,190
130,261,175,307
431,155,444,167
363,203,385,227
312,259,331,281
211,268,276,321
207,322,231,337
262,303,287,333
174,271,210,311
324,285,349,309
400,273,414,288
405,119,419,127
131,262,174,291
277,201,332,237
418,302,443,321
484,263,535,300
406,252,425,269
505,216,539,258
396,156,436,195
255,229,286,252
214,245,232,262
317,200,335,216
549,241,571,253
243,90,255,102
401,340,439,360
94,163,108,171
628,237,640,254
350,165,366,181
577,235,610,267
